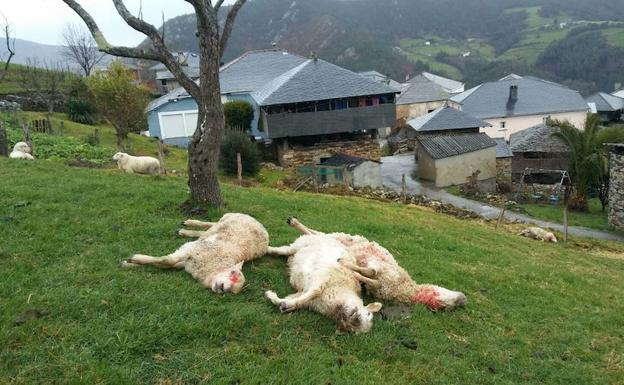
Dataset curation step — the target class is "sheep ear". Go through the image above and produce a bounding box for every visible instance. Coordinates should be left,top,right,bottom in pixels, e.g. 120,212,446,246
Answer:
233,261,244,271
367,302,383,313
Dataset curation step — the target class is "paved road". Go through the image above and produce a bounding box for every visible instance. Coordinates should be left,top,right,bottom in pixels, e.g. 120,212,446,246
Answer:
381,153,624,243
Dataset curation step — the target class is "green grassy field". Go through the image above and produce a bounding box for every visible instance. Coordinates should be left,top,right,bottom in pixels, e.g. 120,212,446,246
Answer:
518,199,611,232
1,160,624,384
602,27,624,47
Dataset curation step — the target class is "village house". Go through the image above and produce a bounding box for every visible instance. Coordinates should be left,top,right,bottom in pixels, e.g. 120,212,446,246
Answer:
316,153,382,189
388,106,491,152
451,75,588,140
509,123,570,182
151,52,200,94
585,92,624,124
613,89,624,99
494,138,513,191
358,71,404,91
395,72,464,122
415,133,497,190
146,50,398,166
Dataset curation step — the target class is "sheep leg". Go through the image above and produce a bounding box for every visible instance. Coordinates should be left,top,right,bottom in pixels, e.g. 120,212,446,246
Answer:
266,245,297,257
287,217,324,235
265,291,303,310
124,253,187,269
338,259,378,277
178,229,205,238
277,287,321,313
183,219,216,229
352,271,381,289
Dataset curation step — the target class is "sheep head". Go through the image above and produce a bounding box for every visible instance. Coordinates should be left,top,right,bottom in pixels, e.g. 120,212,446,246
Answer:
409,285,467,311
334,302,382,335
112,152,127,161
209,261,245,294
544,233,558,243
14,142,31,153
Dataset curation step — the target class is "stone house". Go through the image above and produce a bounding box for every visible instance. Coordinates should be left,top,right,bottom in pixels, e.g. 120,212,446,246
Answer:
415,133,497,189
395,72,464,122
317,153,382,189
608,143,624,232
494,138,513,191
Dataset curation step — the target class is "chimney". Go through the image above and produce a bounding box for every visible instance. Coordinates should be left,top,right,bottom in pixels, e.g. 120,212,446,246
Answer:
507,85,518,112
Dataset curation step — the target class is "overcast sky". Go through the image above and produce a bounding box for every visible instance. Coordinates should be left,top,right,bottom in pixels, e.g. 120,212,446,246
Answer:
3,0,236,46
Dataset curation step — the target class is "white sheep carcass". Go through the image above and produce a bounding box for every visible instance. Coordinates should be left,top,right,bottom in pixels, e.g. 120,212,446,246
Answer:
9,142,35,160
112,152,160,175
519,227,558,243
122,213,269,294
266,234,383,334
285,217,467,312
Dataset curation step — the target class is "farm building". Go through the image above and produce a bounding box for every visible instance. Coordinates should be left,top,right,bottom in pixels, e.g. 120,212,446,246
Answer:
317,153,382,189
389,106,491,153
451,75,589,140
151,52,200,94
396,72,464,122
509,123,570,182
147,49,398,166
494,138,513,191
585,92,624,123
607,143,624,231
415,133,497,189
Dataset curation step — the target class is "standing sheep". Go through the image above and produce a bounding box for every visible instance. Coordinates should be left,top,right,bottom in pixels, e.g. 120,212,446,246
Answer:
112,152,160,175
266,234,383,335
519,227,558,243
121,213,269,294
286,217,467,312
9,142,35,160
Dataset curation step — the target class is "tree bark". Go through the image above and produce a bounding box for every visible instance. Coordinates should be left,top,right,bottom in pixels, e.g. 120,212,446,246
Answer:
0,122,8,157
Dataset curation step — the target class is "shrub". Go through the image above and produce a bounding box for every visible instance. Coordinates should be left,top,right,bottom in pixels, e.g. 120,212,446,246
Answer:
84,128,100,146
219,130,260,177
223,100,254,130
67,99,96,125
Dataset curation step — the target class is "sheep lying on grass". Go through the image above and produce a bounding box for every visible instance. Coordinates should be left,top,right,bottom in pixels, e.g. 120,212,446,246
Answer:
112,152,160,175
266,234,383,334
286,217,466,312
121,213,269,294
519,227,558,243
9,142,35,160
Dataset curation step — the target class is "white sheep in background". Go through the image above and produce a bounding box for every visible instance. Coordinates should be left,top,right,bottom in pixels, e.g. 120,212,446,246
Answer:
112,152,160,175
519,227,558,243
121,213,269,294
266,234,383,335
286,217,467,312
9,142,35,160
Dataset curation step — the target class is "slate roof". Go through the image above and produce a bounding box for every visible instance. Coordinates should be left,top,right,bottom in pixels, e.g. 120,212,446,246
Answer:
319,153,377,169
359,71,407,91
613,89,624,98
150,52,200,71
494,138,513,158
451,76,588,119
585,92,624,112
397,74,451,105
422,72,464,93
509,123,569,153
407,106,491,132
251,59,398,106
417,133,496,160
156,66,200,81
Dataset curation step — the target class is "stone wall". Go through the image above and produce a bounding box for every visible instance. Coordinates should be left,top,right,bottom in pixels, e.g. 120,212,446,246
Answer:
608,151,624,231
278,139,381,168
496,157,513,192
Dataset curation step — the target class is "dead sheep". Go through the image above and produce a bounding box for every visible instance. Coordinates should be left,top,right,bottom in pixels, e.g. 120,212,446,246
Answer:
9,142,35,160
286,217,467,312
519,227,558,243
112,152,160,175
121,213,269,294
266,234,383,335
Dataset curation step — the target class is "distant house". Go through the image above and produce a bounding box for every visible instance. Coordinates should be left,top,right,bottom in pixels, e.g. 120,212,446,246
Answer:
317,153,382,189
509,123,570,181
389,106,491,152
613,89,624,99
147,50,398,166
451,75,588,140
358,71,404,91
151,52,200,94
585,92,624,123
415,133,497,189
396,72,464,122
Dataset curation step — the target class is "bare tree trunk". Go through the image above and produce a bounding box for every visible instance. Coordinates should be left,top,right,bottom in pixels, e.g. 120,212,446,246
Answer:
0,121,8,157
158,140,167,175
22,123,32,150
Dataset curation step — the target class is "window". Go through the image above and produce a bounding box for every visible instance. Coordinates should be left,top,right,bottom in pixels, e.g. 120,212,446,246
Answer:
499,121,507,129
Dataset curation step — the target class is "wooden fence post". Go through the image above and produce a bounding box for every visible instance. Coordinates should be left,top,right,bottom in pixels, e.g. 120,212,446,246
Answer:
401,173,407,204
312,165,319,193
157,140,167,175
22,122,32,150
236,152,242,186
0,121,8,157
343,166,350,194
496,200,507,229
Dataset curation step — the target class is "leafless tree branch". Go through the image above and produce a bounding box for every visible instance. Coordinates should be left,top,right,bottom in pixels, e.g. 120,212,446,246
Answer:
61,24,107,76
0,15,16,82
219,0,247,58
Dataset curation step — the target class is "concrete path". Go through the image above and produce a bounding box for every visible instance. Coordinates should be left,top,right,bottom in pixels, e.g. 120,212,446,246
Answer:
381,153,624,243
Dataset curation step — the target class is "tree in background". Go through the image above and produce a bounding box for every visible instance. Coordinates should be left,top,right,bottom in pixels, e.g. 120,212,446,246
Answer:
61,24,107,77
87,61,150,149
224,100,254,130
62,0,248,207
18,60,68,129
549,114,624,211
0,15,16,82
